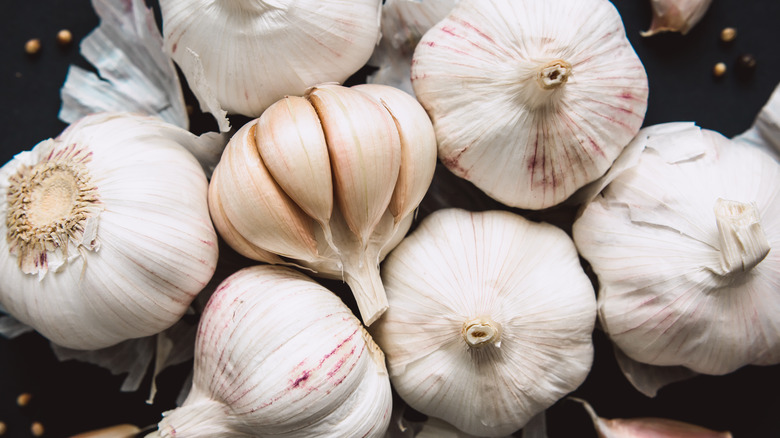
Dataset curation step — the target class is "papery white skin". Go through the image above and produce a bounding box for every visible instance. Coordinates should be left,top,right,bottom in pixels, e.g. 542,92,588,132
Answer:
151,265,392,438
570,398,733,438
411,0,648,210
208,83,437,326
367,0,459,95
641,0,714,37
573,124,780,375
160,0,382,120
0,112,218,350
371,209,596,437
734,81,780,160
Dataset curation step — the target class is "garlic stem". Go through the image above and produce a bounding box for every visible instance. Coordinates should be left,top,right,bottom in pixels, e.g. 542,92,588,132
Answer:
343,251,389,327
462,317,501,348
536,59,572,90
714,198,770,275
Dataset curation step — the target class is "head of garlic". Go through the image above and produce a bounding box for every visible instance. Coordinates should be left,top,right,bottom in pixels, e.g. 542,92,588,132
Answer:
573,123,780,375
0,112,219,350
370,208,597,437
641,0,713,37
411,0,649,210
207,83,438,326
149,265,392,438
159,0,382,123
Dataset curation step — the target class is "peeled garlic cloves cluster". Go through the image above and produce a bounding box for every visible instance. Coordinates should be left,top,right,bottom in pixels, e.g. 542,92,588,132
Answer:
371,208,597,437
160,0,382,122
411,0,648,210
208,83,437,326
150,265,392,438
0,112,219,350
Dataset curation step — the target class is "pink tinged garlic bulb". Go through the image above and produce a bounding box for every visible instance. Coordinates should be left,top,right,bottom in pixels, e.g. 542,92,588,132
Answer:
371,209,597,437
150,265,392,438
571,398,733,438
573,124,780,375
159,0,382,121
0,112,219,350
411,0,649,210
641,0,714,37
208,83,437,326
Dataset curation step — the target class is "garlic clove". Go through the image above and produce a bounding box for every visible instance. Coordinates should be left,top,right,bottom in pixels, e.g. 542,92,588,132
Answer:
207,164,286,265
641,0,714,37
306,84,402,249
411,0,648,210
256,95,337,250
570,397,733,438
352,84,438,227
210,120,319,262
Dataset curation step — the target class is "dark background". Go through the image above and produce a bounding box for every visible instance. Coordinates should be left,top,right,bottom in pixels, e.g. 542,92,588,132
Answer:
1,0,780,437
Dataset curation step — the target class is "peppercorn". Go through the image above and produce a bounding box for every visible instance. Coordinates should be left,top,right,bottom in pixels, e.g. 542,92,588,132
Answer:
735,54,757,80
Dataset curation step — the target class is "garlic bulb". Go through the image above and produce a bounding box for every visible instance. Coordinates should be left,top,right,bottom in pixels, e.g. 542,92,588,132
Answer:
573,123,780,375
371,208,597,437
570,398,733,438
411,0,649,210
208,83,437,326
641,0,713,37
367,0,459,95
0,112,218,350
150,265,392,438
159,0,382,121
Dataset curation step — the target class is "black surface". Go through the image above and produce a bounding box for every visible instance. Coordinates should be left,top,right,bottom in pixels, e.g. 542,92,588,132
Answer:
2,0,780,437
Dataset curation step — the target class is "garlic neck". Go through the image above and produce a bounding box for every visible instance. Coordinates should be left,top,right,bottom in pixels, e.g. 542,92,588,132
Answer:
714,198,770,276
462,317,501,348
517,59,572,109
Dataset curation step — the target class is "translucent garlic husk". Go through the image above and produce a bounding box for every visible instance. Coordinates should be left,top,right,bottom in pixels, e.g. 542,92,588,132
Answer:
367,0,460,95
159,0,382,123
208,83,437,326
641,0,713,37
573,123,780,375
150,265,392,438
371,208,597,437
411,0,649,210
0,112,219,350
570,398,733,438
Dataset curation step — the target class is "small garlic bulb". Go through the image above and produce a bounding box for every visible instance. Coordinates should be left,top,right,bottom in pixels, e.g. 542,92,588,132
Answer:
208,83,437,326
371,208,597,437
641,0,714,37
411,0,648,210
0,112,219,350
150,265,392,438
159,0,382,120
573,123,780,375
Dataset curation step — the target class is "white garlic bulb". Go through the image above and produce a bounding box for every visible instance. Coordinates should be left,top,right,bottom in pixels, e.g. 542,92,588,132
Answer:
371,208,597,437
641,0,714,37
411,0,649,210
150,265,392,438
159,0,382,121
0,112,219,350
573,123,780,375
208,83,437,326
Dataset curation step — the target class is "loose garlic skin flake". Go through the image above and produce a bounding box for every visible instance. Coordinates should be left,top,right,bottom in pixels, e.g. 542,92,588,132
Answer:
411,0,648,210
0,112,218,350
151,265,392,438
371,209,597,437
574,125,780,375
208,83,437,326
160,0,382,119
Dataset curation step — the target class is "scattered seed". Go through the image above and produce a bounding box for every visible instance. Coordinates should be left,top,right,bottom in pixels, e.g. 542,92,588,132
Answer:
0,421,6,436
31,422,44,437
16,392,32,407
720,27,737,43
713,62,727,78
735,53,757,79
24,39,41,55
57,29,73,46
